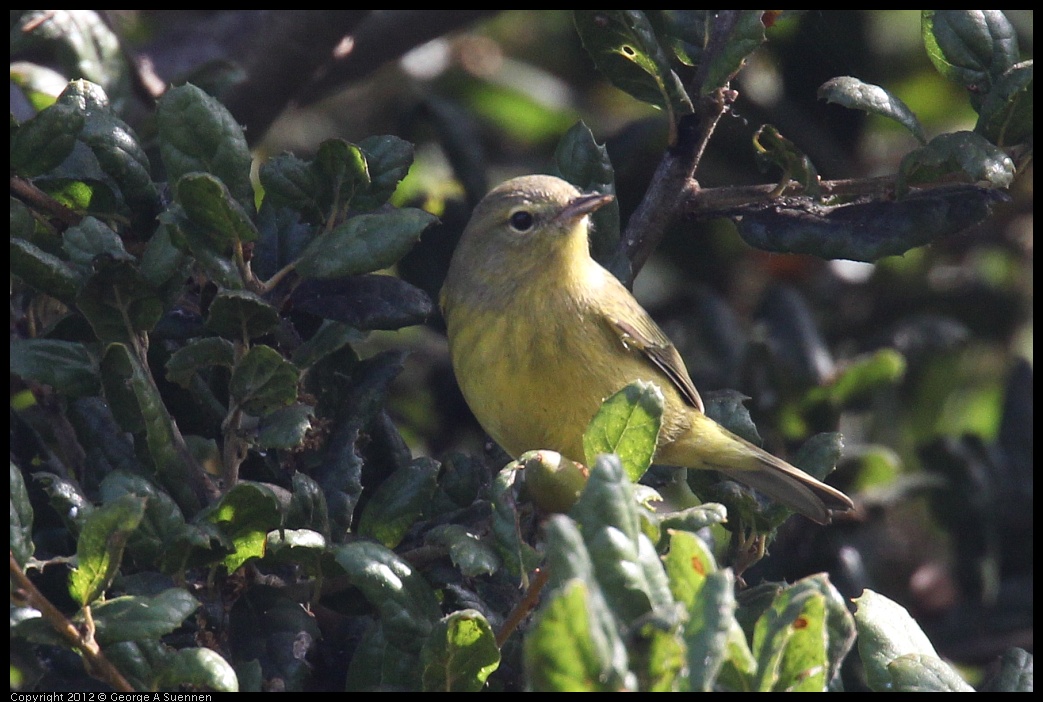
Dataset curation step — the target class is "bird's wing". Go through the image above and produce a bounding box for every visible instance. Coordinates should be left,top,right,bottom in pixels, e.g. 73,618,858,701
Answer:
605,314,705,414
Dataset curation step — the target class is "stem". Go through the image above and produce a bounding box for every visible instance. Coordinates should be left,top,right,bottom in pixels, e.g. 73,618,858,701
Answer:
496,566,551,648
11,552,135,692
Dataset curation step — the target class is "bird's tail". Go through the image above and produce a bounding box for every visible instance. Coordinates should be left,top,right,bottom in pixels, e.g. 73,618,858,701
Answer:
659,415,854,524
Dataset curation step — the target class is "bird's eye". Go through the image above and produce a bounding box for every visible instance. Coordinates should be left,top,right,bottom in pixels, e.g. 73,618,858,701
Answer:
509,210,534,232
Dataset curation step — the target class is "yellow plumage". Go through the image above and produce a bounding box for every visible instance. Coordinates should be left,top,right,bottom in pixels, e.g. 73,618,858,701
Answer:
440,175,853,523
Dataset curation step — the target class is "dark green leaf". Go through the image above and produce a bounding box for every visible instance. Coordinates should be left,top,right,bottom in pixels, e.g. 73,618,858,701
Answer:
554,121,621,271
157,84,254,211
421,610,500,692
56,80,157,213
356,135,415,210
574,10,693,118
331,541,442,653
164,337,236,389
818,76,926,144
899,131,1015,190
155,647,238,692
583,380,663,482
69,493,147,605
204,482,283,572
33,472,93,534
10,197,36,241
10,237,81,303
289,275,432,331
10,463,35,567
258,153,322,221
12,12,130,108
229,344,300,416
980,648,1033,692
424,525,501,578
76,259,163,343
699,11,769,95
62,216,133,277
311,138,369,217
90,589,199,645
357,458,439,548
10,339,99,398
100,343,204,513
490,463,540,579
256,403,315,450
285,472,330,537
922,10,1020,106
296,208,436,279
205,289,279,340
975,60,1033,146
290,320,365,368
10,102,84,177
177,173,259,246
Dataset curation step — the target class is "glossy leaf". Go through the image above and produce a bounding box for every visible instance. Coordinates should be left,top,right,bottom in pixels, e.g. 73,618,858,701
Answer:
10,102,84,177
177,173,259,246
229,345,300,416
69,493,147,605
420,610,500,692
357,458,439,548
164,337,236,389
899,131,1015,191
157,84,254,211
89,588,199,645
583,380,664,482
10,238,81,303
296,208,436,279
205,289,279,340
10,339,100,398
10,463,35,567
818,76,926,144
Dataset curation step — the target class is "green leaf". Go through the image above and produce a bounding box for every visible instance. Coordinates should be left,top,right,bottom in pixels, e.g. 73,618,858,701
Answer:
289,275,433,331
256,403,315,450
554,121,622,273
751,587,825,691
573,10,693,118
699,11,770,95
10,238,81,303
975,60,1033,147
357,458,439,548
177,173,259,246
818,76,927,144
99,343,203,513
12,12,130,108
33,472,93,535
899,131,1015,191
205,289,279,340
331,540,442,653
56,80,158,214
10,102,84,177
421,610,501,692
490,463,540,579
155,647,239,692
981,648,1033,692
583,380,664,482
806,348,906,408
855,589,973,692
259,153,322,221
76,259,163,343
296,208,436,279
356,135,415,210
157,84,255,211
10,463,35,567
10,339,100,398
229,344,300,416
312,138,369,217
68,493,147,605
524,578,632,691
164,337,236,389
570,455,674,623
425,525,501,578
922,10,1020,107
89,589,199,645
204,481,282,572
752,125,822,196
62,216,133,275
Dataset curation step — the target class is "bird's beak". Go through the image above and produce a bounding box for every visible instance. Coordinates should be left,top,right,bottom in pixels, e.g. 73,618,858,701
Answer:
556,192,614,224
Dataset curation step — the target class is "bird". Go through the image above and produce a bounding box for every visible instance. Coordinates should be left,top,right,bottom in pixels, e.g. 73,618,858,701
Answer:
439,174,853,523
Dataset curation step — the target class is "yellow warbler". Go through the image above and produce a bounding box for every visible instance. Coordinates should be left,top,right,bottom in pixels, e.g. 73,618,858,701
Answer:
440,175,853,523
